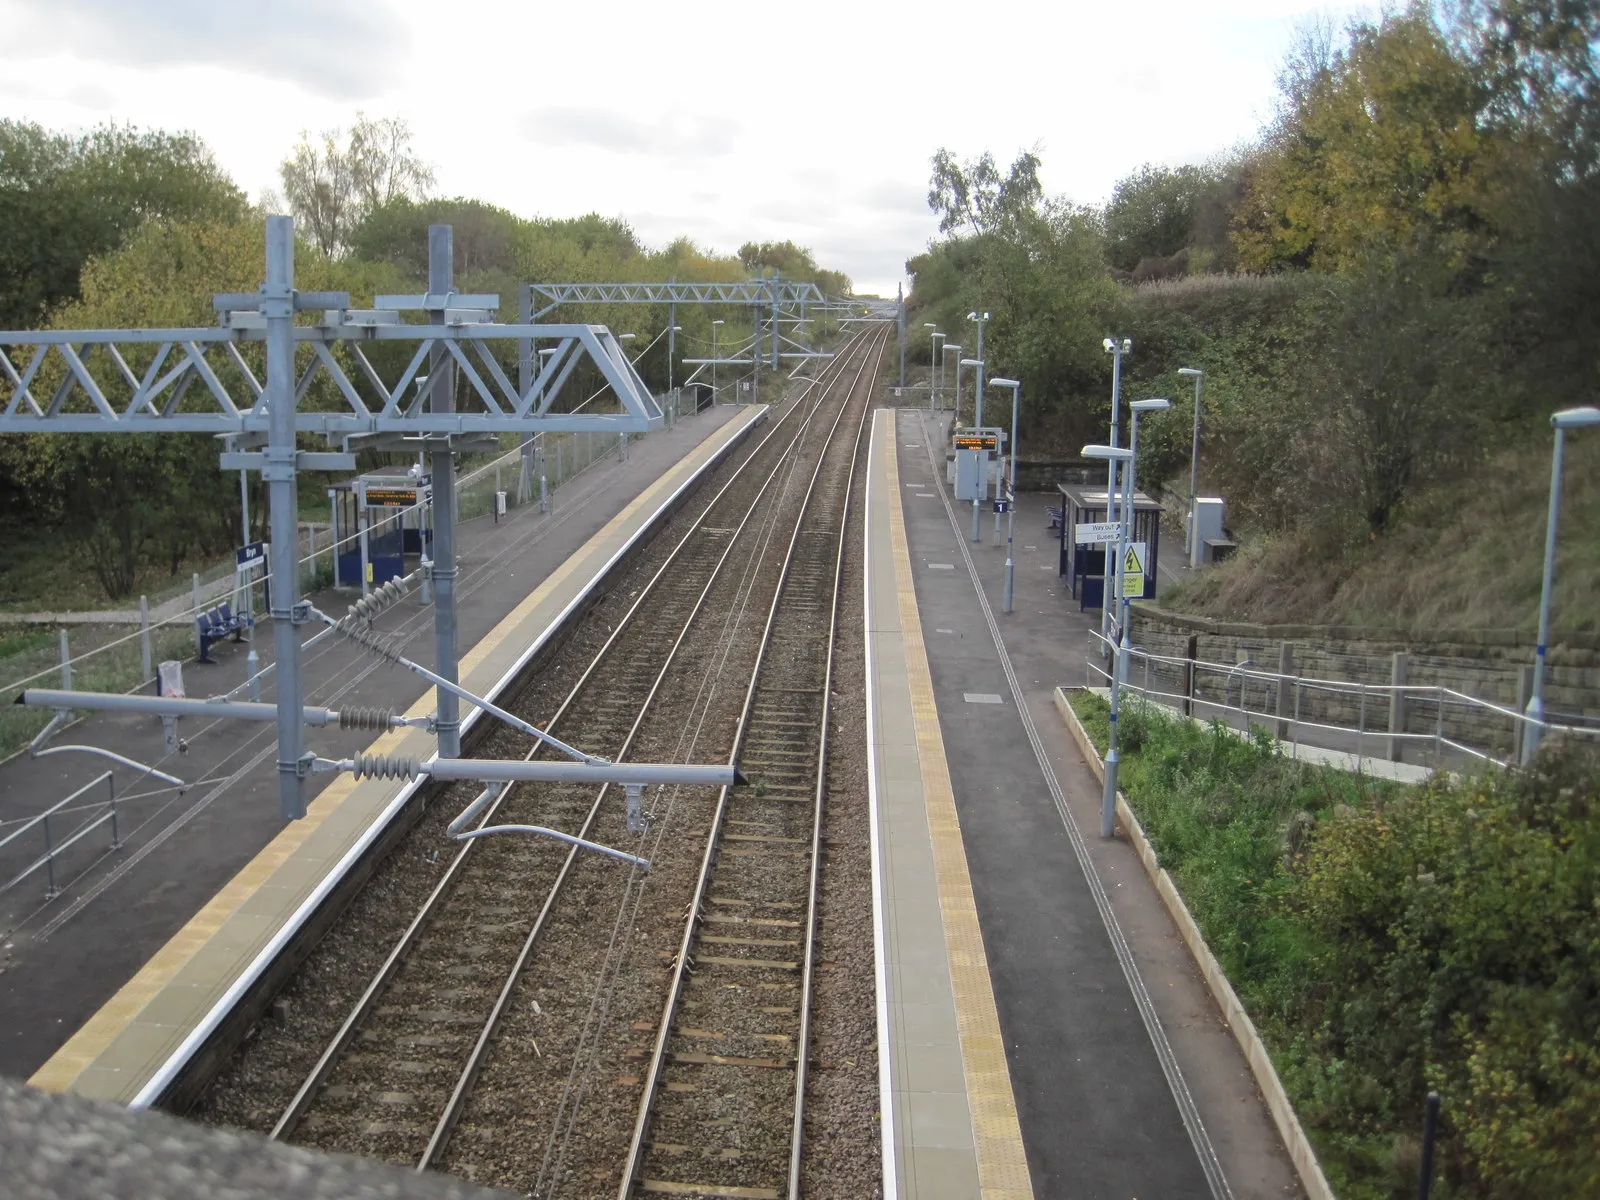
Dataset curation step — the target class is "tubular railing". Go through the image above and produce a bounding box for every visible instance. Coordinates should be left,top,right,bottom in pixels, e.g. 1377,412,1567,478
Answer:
0,771,120,898
1086,632,1598,770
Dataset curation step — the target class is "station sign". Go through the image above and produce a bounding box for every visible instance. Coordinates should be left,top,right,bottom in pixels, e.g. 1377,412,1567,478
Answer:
953,433,998,451
236,540,268,568
993,498,1011,514
365,487,421,507
1074,521,1122,544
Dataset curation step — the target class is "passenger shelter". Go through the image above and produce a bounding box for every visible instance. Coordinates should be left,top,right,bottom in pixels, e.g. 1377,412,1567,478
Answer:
1057,482,1162,610
328,470,432,591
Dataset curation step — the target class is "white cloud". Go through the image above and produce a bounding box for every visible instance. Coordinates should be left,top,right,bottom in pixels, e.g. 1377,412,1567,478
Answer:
0,0,1372,294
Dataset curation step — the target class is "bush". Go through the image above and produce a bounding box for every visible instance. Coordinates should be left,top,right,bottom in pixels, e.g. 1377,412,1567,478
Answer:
1073,693,1600,1197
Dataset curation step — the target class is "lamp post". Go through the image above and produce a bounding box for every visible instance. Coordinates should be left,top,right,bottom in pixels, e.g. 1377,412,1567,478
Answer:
967,311,989,427
1099,336,1132,649
944,344,962,421
1177,366,1203,564
667,325,682,393
1123,398,1171,636
1523,404,1600,761
1082,442,1134,838
961,357,985,542
924,322,940,410
990,377,1021,613
712,319,724,405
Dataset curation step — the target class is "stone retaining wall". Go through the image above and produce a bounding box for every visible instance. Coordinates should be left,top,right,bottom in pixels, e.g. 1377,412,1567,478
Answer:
1129,607,1600,758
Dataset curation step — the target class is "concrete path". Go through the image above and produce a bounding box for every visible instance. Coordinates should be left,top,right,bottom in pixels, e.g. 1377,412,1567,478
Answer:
898,409,1303,1199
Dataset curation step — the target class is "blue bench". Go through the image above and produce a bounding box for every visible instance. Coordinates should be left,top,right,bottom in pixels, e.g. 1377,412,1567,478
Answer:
196,602,247,664
1047,506,1065,535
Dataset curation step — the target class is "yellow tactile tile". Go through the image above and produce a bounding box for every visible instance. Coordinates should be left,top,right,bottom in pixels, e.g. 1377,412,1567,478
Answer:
883,416,1034,1199
30,408,763,1100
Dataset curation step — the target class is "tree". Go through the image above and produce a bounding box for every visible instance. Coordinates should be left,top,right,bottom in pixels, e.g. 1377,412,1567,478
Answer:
0,120,245,329
281,114,433,257
926,147,1043,238
1104,163,1218,272
1233,6,1503,273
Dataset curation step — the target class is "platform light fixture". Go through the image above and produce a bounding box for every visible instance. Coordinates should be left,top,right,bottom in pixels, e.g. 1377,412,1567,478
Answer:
1080,442,1134,839
1176,367,1204,563
944,344,963,426
1524,404,1600,761
712,319,725,403
967,311,990,427
927,327,945,410
988,377,1021,613
1097,336,1133,649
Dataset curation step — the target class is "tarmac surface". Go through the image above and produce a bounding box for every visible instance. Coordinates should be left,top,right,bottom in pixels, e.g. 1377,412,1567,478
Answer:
0,405,738,1082
894,408,1302,1199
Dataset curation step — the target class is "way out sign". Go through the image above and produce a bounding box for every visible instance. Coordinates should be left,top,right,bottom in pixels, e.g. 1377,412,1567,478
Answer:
1074,521,1121,544
1121,542,1148,596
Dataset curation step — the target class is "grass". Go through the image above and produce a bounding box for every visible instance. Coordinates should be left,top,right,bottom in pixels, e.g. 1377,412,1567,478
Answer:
1163,431,1600,634
0,621,195,762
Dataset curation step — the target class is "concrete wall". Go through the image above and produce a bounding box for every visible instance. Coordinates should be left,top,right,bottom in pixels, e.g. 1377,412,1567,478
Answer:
1129,606,1600,758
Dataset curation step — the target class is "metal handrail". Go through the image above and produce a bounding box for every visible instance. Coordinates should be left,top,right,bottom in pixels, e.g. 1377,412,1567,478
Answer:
0,771,119,897
1087,632,1596,771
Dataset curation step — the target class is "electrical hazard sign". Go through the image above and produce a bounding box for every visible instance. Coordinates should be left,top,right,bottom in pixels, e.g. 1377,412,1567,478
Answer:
1120,542,1147,597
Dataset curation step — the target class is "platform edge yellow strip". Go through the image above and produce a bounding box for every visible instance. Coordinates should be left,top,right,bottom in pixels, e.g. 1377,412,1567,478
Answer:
884,417,1034,1199
29,408,759,1097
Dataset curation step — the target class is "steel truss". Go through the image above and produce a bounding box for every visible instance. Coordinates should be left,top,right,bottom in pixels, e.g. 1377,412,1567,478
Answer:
0,217,728,823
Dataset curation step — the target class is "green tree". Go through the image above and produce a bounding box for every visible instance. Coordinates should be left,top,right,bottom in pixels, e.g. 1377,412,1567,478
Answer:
281,114,433,257
1104,163,1214,272
926,147,1043,238
1233,7,1503,273
0,120,245,329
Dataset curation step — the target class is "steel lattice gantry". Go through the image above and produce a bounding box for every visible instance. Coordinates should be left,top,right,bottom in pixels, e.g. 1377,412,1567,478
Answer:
521,277,834,376
0,217,676,822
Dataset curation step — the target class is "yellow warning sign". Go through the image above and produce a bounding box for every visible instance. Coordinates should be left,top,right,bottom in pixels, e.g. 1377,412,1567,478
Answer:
1121,542,1146,597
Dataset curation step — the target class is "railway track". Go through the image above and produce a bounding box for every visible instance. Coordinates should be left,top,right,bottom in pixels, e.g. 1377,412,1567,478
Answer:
257,323,888,1196
616,327,881,1199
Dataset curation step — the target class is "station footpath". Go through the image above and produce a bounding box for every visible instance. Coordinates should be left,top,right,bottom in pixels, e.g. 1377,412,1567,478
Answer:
1,404,757,1089
865,408,1305,1200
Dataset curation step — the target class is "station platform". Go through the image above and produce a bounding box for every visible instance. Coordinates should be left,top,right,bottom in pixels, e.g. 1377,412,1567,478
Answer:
864,408,1304,1199
21,403,768,1105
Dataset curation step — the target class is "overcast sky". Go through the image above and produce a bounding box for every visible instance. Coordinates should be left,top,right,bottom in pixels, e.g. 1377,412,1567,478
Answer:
1,0,1366,296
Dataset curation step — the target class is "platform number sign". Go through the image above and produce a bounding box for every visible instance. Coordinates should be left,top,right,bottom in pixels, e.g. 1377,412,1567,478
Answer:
1121,542,1147,597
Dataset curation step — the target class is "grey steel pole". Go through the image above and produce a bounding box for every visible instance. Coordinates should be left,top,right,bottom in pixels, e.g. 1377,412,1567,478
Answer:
712,321,719,405
518,284,534,506
1005,384,1018,613
898,283,906,389
1102,341,1127,647
1186,369,1203,561
1103,455,1131,839
1523,425,1565,761
139,595,151,681
668,297,676,393
428,225,462,758
263,215,306,820
974,317,986,428
771,280,780,369
1124,412,1142,638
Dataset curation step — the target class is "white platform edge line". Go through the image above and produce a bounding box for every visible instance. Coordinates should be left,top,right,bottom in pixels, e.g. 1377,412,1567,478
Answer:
128,405,768,1109
863,409,899,1200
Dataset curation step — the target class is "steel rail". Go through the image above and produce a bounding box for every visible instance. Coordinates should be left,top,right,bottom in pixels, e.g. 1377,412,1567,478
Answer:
616,323,886,1199
414,330,882,1170
267,329,875,1147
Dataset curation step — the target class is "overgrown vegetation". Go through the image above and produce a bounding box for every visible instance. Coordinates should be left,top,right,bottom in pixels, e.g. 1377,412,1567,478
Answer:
909,1,1600,630
1072,692,1600,1198
0,117,849,605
